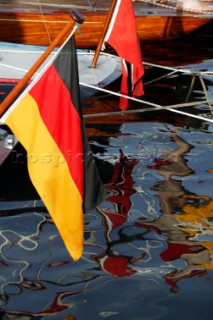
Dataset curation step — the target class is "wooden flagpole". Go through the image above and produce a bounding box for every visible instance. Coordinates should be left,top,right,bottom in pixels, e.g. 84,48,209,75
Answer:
0,10,84,116
91,0,118,68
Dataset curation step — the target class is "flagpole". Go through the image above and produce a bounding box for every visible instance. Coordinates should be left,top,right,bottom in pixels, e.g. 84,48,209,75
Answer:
0,10,84,116
91,0,118,68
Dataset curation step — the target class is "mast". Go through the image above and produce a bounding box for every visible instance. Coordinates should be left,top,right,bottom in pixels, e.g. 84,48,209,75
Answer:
91,0,118,68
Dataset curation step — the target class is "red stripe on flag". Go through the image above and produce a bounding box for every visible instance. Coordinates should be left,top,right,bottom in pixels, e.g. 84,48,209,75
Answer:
30,65,84,197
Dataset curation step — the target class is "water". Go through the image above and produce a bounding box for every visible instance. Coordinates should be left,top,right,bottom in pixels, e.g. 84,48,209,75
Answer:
1,22,213,320
1,109,213,318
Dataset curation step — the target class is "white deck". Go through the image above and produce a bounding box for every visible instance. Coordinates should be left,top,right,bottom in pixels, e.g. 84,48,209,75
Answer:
0,43,121,86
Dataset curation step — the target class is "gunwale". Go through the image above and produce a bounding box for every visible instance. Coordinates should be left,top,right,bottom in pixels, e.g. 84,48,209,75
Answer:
0,0,212,48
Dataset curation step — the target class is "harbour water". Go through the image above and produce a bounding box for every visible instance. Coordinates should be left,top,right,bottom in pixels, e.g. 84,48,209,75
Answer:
1,13,213,320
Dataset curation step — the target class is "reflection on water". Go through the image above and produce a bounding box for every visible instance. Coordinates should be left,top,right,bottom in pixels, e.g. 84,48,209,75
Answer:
1,62,213,319
136,129,213,293
1,119,213,319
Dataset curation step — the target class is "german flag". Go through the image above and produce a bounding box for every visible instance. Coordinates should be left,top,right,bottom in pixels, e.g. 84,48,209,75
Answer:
1,37,106,261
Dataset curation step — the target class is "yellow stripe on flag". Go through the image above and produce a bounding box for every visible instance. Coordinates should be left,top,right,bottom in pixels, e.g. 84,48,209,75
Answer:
5,94,83,261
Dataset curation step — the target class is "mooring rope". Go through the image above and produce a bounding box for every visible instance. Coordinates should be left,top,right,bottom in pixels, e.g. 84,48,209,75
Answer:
144,62,213,76
199,73,213,113
81,82,213,122
81,59,213,123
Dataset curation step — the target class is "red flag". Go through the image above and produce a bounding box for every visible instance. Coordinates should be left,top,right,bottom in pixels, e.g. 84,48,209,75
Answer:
103,0,144,110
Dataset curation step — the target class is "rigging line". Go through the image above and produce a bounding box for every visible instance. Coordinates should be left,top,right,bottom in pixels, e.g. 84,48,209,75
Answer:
87,0,94,10
87,0,99,10
83,99,213,121
81,83,213,122
198,73,213,114
0,62,40,75
143,61,213,77
80,81,213,108
144,70,178,85
37,0,52,44
184,74,196,103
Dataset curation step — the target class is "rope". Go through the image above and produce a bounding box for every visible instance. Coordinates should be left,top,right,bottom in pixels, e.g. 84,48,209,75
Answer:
143,70,178,85
179,71,213,115
184,75,196,103
144,62,213,76
37,0,52,44
144,62,213,114
87,0,95,10
81,82,213,122
81,60,213,123
87,0,100,10
9,51,212,122
83,98,213,119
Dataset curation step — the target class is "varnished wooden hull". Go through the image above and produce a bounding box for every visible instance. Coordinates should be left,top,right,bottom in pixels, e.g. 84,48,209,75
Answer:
0,10,211,48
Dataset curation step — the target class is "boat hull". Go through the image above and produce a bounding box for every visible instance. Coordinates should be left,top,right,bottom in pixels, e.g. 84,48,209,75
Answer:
0,11,211,48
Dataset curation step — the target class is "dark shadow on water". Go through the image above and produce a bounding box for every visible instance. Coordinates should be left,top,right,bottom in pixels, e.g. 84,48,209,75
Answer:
0,143,39,201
